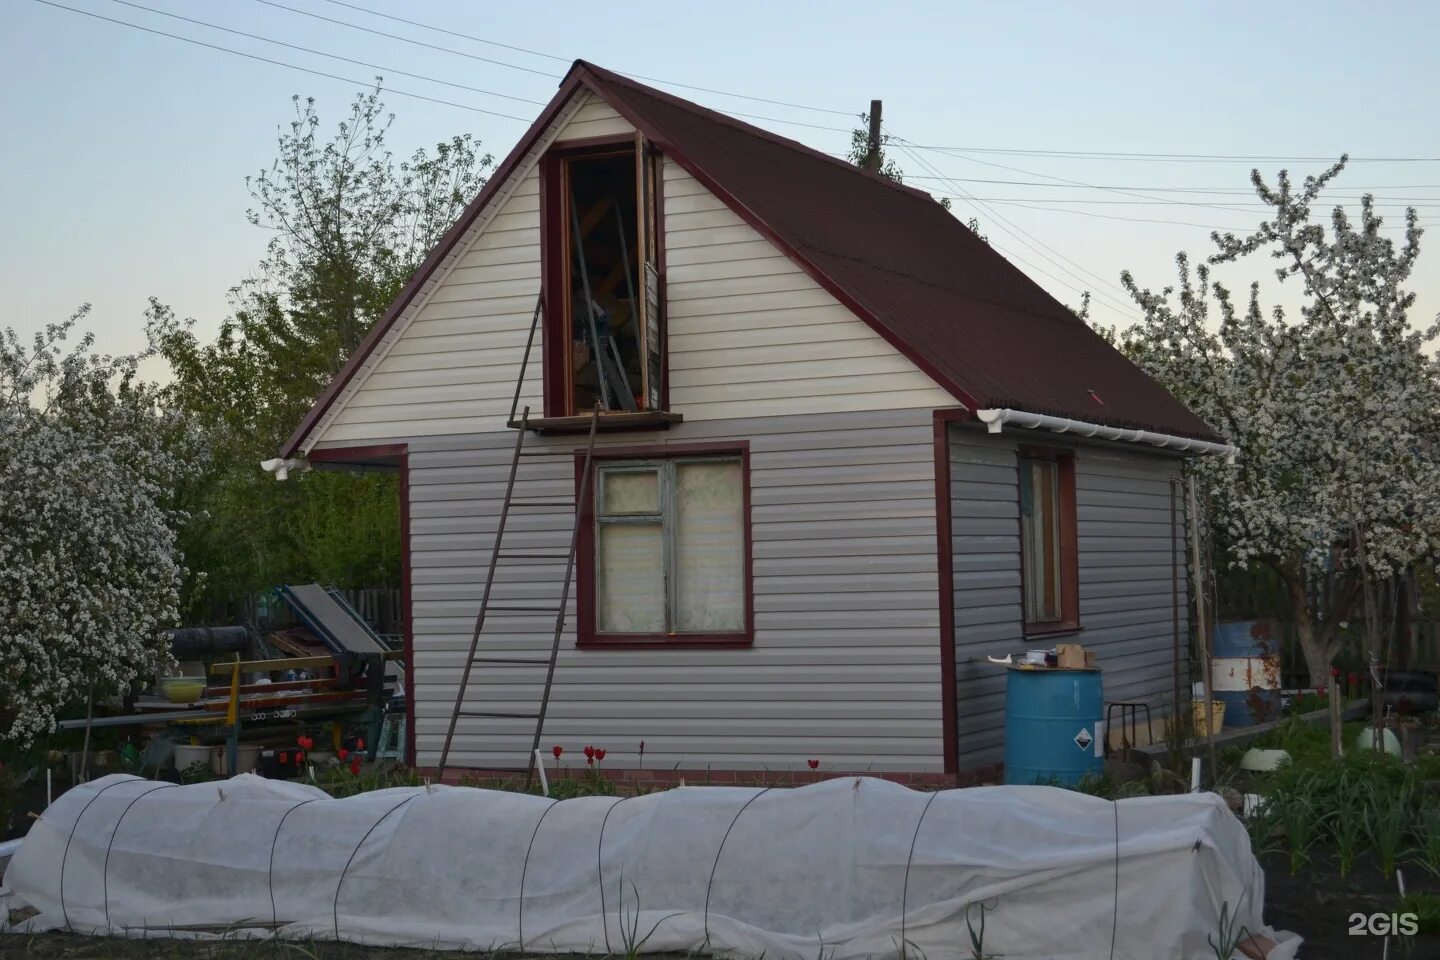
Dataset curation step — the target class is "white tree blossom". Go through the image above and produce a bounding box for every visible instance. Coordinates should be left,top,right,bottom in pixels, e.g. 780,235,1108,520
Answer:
1119,157,1440,684
0,310,198,745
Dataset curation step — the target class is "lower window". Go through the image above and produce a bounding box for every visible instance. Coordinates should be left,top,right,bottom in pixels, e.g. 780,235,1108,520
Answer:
581,450,751,645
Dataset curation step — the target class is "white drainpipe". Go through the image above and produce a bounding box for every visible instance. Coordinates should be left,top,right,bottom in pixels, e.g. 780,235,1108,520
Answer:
974,408,1239,461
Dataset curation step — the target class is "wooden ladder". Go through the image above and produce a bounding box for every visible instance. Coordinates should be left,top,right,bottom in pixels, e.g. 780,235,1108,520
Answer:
436,293,602,781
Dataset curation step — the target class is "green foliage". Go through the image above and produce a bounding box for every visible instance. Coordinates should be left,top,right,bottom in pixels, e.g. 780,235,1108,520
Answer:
149,85,492,618
312,761,421,798
1207,896,1252,960
1236,718,1440,879
964,900,998,960
1365,775,1416,877
1398,891,1440,936
179,760,216,784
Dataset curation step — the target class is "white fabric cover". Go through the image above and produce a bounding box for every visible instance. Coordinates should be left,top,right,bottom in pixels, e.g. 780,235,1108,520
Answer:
1,774,1296,959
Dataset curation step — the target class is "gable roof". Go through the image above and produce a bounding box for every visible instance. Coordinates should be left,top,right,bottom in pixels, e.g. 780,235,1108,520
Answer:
284,61,1219,456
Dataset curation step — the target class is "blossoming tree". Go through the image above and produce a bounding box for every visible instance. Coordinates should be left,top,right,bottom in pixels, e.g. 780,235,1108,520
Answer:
0,311,197,745
1118,158,1440,685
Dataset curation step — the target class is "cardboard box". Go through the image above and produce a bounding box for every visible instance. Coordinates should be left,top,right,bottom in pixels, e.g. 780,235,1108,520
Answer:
1056,643,1096,670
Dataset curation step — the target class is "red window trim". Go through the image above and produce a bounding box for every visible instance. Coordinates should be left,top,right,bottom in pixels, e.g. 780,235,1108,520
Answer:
575,440,753,649
302,444,416,765
1016,445,1081,637
540,134,667,418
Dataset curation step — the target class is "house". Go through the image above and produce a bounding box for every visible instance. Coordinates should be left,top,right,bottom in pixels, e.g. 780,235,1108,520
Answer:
278,61,1232,782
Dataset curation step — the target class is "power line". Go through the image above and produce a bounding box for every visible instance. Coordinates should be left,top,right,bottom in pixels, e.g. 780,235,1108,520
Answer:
110,0,546,106
890,141,1139,321
896,141,1277,214
251,0,855,133
252,0,561,79
30,0,532,121
890,135,1140,320
927,196,1440,209
319,0,570,63
899,173,1440,199
902,144,1440,164
932,198,1425,231
316,0,857,116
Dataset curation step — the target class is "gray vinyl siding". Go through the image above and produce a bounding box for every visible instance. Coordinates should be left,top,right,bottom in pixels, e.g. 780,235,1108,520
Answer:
334,408,945,773
948,424,1189,769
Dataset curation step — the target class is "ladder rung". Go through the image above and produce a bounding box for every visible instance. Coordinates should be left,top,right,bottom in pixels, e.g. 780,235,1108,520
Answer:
472,656,551,665
457,710,542,719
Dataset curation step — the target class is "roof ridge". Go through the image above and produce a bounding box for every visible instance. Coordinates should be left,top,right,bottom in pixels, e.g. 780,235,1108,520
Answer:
572,60,943,208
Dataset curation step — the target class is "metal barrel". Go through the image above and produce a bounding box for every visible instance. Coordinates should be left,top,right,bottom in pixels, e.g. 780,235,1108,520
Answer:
1211,619,1281,727
1003,668,1104,786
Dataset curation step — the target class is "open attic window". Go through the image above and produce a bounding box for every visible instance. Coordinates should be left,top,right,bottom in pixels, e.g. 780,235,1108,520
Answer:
537,136,671,430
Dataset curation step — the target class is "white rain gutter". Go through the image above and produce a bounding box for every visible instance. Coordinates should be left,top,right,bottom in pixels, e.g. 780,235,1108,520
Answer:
975,408,1239,461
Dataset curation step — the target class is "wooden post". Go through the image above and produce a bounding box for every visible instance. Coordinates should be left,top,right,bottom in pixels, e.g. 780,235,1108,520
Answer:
1187,479,1219,784
865,99,883,172
1329,677,1343,758
1353,520,1385,751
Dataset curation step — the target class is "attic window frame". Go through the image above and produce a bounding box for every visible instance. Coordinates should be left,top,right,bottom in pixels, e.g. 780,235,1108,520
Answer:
540,134,667,419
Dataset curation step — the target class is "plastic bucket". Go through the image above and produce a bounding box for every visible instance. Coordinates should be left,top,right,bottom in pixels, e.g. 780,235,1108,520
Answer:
1191,699,1226,735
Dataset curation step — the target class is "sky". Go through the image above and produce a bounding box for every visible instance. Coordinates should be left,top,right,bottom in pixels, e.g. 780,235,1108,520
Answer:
3,0,1438,366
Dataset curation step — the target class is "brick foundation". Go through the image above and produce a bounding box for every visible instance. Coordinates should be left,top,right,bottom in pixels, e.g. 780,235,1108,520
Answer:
416,764,1002,792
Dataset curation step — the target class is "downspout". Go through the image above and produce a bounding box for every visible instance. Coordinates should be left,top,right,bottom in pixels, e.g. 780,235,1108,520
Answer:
975,408,1238,461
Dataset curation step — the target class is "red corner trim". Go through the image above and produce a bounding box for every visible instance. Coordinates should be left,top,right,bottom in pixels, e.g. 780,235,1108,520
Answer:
304,443,415,765
932,408,968,775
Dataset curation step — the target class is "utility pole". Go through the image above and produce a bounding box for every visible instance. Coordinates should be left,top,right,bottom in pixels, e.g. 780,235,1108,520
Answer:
865,99,883,172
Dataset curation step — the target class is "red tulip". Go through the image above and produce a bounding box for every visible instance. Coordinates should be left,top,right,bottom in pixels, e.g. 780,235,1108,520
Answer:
356,738,365,751
349,758,361,776
552,745,563,759
594,748,606,761
297,735,314,751
1330,666,1341,678
337,748,349,761
807,759,820,770
1347,672,1359,686
295,751,306,765
583,745,595,760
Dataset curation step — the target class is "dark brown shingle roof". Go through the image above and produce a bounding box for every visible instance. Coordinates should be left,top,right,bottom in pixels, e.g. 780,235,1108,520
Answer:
283,61,1219,455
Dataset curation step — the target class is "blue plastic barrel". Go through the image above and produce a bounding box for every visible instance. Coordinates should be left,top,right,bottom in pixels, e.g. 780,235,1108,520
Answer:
1003,668,1104,786
1211,619,1281,727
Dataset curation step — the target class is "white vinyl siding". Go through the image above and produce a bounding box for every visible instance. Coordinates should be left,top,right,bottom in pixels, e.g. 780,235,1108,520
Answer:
305,91,951,449
331,408,944,773
662,160,952,419
948,424,1189,769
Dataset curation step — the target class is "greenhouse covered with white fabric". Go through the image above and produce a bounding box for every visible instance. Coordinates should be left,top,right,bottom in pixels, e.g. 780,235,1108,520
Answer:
2,774,1296,959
